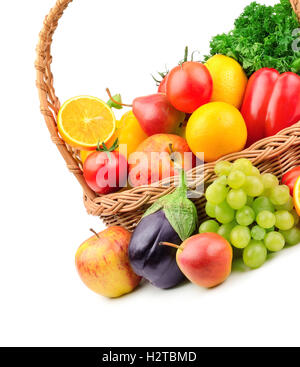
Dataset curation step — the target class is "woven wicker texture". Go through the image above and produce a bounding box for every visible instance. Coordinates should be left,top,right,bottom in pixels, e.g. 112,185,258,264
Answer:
36,0,300,231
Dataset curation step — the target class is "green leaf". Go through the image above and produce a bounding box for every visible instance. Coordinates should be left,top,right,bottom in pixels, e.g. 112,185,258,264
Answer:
164,194,198,242
143,170,198,241
143,200,164,217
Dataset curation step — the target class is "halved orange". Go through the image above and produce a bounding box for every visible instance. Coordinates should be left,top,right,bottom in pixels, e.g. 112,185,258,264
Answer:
293,176,300,216
79,120,121,165
57,96,116,150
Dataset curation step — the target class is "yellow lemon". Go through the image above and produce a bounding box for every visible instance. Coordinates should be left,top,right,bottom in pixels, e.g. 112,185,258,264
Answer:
186,102,247,162
205,55,248,109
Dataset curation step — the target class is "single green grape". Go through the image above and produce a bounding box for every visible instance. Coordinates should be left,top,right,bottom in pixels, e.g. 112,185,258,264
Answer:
214,161,232,176
243,176,264,197
206,183,229,205
252,196,275,215
215,201,235,224
275,210,295,231
227,170,246,189
199,220,220,234
214,176,228,186
269,185,290,206
275,197,294,211
236,206,255,226
251,166,261,177
243,241,267,269
251,225,266,241
264,231,285,252
256,210,276,229
261,173,279,189
218,221,237,242
230,225,251,249
291,210,300,226
205,202,216,218
232,158,253,175
280,227,300,246
226,189,247,210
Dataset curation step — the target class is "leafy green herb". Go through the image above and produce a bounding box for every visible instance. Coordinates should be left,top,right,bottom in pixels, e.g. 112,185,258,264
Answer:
206,0,300,76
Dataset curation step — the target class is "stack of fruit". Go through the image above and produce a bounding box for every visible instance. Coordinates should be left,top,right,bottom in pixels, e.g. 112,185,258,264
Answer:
75,162,300,299
53,0,300,299
58,51,252,193
57,50,300,194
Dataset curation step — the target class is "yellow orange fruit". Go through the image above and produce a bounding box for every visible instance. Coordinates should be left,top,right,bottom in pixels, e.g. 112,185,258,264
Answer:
186,102,247,162
105,120,122,148
293,176,300,216
57,96,116,150
117,110,148,158
80,150,94,165
205,55,248,109
79,120,123,165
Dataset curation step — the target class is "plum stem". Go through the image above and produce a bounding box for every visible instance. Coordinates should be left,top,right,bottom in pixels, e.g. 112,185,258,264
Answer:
90,229,100,238
106,88,133,108
160,242,180,249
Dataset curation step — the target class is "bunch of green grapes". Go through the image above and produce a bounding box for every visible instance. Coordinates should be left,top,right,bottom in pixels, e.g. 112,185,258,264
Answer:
200,159,300,269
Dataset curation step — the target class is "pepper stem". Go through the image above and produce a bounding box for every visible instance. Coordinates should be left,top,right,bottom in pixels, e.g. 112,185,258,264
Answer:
160,242,181,250
106,88,133,108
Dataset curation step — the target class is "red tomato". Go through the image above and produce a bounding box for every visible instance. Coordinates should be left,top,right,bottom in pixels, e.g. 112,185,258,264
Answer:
158,75,168,94
166,62,213,113
282,167,300,195
83,151,128,195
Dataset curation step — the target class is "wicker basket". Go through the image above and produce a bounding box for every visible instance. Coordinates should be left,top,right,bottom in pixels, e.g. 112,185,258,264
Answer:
36,0,300,231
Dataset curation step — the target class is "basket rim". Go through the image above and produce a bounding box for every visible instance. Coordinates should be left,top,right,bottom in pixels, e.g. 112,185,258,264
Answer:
35,0,300,219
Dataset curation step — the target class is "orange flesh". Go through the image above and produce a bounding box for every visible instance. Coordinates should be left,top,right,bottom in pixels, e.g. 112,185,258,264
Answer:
58,96,115,149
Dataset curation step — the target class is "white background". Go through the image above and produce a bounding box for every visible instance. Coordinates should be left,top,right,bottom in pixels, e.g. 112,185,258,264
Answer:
1,0,300,347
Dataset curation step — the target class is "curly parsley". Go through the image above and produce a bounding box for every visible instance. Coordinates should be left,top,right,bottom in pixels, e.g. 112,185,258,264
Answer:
206,0,300,76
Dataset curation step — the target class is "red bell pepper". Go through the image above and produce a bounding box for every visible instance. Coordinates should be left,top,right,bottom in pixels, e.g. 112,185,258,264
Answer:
241,68,300,147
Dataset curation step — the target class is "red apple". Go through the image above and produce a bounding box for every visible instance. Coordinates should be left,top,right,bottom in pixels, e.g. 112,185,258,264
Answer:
128,134,195,187
132,93,185,136
75,227,141,298
164,233,232,288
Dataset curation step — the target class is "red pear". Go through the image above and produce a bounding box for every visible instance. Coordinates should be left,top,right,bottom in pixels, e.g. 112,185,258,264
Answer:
132,93,185,136
162,233,232,288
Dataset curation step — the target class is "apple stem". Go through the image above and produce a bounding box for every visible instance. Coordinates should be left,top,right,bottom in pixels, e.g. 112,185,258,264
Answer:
160,242,181,250
106,88,133,108
90,229,100,238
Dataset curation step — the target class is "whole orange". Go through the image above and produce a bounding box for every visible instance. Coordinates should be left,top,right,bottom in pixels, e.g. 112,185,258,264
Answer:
186,102,247,162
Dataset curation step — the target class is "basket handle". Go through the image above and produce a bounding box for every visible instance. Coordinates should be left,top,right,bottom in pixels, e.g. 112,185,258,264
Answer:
35,0,96,201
